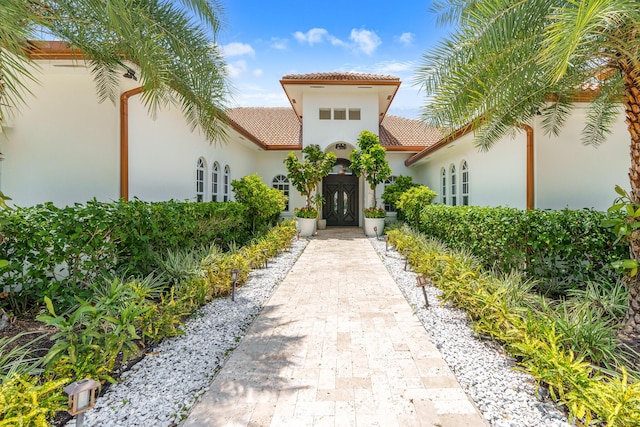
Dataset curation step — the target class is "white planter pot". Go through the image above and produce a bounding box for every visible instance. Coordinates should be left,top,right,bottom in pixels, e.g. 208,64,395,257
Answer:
297,217,316,237
364,217,385,237
317,219,327,230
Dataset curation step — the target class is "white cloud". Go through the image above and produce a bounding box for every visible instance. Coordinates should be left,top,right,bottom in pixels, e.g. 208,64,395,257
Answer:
253,69,263,77
270,37,288,50
226,60,247,78
350,29,381,55
398,32,414,45
222,42,255,58
375,61,414,74
293,28,329,45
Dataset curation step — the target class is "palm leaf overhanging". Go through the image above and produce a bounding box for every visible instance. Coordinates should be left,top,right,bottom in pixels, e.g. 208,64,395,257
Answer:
416,0,640,333
0,0,230,143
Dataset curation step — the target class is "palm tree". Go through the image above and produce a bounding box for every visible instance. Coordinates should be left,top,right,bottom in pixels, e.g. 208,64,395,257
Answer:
415,0,640,333
1,0,229,142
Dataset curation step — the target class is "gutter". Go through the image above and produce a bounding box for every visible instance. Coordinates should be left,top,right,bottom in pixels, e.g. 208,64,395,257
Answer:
517,123,535,210
120,86,143,201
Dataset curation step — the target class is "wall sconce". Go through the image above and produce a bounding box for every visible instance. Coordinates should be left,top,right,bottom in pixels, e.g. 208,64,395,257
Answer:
230,269,240,301
64,378,100,427
123,68,138,81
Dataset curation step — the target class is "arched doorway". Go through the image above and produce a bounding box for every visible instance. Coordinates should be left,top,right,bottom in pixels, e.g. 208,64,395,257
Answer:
322,158,358,226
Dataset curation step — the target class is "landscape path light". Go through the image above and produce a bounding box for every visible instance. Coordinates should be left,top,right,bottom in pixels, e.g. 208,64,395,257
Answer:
263,249,269,268
384,234,389,252
404,248,412,271
64,378,100,427
230,268,240,302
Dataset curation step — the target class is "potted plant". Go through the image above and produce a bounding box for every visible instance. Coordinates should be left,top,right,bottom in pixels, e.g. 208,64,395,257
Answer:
284,144,336,236
350,130,392,237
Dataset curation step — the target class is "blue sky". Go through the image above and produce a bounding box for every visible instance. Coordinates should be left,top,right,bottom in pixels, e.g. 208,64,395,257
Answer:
217,1,450,119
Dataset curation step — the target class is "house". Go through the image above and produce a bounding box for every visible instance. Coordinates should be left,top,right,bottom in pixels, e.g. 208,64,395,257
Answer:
0,41,629,226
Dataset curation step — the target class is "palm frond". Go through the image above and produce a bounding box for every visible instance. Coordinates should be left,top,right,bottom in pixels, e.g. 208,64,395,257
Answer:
583,76,625,146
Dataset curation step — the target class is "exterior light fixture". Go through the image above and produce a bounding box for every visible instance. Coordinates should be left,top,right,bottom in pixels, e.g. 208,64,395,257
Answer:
404,248,412,271
384,235,389,252
262,249,269,268
416,275,430,308
123,68,138,81
64,378,100,427
230,269,240,301
373,226,379,239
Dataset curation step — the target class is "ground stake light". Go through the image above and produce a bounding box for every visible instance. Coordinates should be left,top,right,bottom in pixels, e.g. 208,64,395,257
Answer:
64,378,100,427
230,269,240,302
384,235,389,252
404,248,412,271
263,249,269,268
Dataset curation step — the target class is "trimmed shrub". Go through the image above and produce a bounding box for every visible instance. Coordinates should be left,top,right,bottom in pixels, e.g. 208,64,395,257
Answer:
232,174,286,233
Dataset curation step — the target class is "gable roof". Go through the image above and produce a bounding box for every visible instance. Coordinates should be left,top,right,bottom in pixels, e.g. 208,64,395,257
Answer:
226,107,442,152
281,72,400,82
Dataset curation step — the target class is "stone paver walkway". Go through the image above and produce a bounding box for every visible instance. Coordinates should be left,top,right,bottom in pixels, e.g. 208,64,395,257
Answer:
182,227,488,427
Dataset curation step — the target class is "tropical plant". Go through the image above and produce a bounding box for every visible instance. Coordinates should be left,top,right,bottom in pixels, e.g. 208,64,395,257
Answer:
363,207,386,218
232,174,286,232
284,144,336,214
0,375,67,427
415,0,640,333
1,0,229,142
381,175,420,219
395,186,437,227
350,131,392,210
0,332,46,380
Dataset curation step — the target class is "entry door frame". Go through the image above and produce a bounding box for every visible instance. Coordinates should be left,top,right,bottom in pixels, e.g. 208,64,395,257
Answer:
322,173,359,226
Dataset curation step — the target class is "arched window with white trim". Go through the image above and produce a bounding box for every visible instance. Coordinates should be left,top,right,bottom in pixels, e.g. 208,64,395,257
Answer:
450,163,457,206
441,168,447,205
384,175,397,212
196,158,206,202
461,160,469,206
211,162,220,202
223,165,230,202
272,174,290,211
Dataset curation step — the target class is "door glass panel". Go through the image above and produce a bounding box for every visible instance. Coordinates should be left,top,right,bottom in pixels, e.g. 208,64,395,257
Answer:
333,192,338,214
343,193,348,215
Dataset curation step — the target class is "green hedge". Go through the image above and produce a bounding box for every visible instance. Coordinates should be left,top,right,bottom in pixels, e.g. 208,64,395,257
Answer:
0,200,249,312
415,205,627,295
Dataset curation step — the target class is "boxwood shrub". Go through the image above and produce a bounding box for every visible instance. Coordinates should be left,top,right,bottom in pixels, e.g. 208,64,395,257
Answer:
415,205,627,296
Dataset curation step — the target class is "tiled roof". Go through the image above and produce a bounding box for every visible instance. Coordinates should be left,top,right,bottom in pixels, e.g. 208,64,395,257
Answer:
227,107,441,151
380,115,444,148
226,107,302,148
281,72,399,82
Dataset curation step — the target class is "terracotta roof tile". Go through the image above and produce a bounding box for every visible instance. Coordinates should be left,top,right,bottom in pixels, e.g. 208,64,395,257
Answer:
380,115,444,148
281,72,399,82
227,108,442,151
226,107,301,148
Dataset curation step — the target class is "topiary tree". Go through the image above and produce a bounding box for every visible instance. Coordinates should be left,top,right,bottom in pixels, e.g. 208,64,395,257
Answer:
381,175,420,220
284,145,336,216
350,131,392,211
232,174,286,233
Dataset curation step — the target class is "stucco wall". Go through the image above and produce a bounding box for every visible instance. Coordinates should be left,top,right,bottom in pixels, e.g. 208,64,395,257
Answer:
0,62,120,207
415,131,528,209
534,106,628,210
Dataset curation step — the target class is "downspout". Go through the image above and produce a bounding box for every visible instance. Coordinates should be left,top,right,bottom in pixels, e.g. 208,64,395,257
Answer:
517,123,535,210
119,87,143,201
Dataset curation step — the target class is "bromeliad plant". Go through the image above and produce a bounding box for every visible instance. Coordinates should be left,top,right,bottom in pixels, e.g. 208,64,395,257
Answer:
350,131,392,215
284,144,336,217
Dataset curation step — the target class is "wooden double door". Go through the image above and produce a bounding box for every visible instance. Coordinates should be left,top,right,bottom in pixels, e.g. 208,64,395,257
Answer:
322,174,359,226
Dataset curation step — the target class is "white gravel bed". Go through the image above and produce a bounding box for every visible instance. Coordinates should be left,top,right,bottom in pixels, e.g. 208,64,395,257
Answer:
369,236,571,427
68,239,308,427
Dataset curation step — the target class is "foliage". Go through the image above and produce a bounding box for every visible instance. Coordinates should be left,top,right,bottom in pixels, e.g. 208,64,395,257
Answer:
284,145,336,212
0,332,46,380
411,204,626,296
293,206,317,219
363,207,386,218
395,185,437,227
0,199,249,314
1,0,230,142
603,185,640,276
0,375,67,427
387,225,640,425
349,131,392,209
381,175,419,219
232,174,286,233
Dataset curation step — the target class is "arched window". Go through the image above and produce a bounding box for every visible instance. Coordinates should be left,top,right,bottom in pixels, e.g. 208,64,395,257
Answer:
450,164,457,206
441,168,447,205
272,174,290,211
223,165,230,202
211,162,220,202
461,161,469,206
196,158,206,202
384,175,397,212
